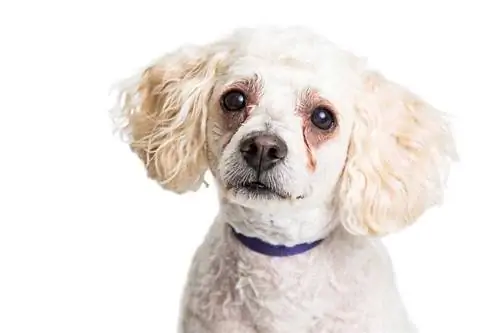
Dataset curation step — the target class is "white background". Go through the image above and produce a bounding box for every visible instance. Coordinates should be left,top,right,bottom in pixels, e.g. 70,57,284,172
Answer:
1,0,499,332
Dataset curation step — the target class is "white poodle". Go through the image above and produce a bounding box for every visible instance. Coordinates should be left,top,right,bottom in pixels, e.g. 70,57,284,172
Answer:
113,26,457,333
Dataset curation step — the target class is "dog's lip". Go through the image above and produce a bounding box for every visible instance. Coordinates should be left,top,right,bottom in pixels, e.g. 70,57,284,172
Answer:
241,181,285,197
228,181,300,200
243,181,270,191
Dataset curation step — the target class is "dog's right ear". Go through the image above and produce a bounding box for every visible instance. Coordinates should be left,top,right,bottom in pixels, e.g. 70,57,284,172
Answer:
112,45,227,193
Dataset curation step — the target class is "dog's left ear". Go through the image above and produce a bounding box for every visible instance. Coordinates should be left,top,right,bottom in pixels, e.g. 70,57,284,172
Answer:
336,70,458,236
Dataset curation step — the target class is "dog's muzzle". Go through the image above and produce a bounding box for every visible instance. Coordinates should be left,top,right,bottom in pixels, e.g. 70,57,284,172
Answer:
223,132,292,200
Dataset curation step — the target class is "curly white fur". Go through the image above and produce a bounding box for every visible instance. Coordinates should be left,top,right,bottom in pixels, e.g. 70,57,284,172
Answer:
113,26,457,333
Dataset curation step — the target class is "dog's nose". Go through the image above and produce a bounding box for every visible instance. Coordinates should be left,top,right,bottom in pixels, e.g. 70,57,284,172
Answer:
239,133,288,171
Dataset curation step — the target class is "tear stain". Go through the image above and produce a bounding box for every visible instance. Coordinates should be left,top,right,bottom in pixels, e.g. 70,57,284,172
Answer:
302,125,317,172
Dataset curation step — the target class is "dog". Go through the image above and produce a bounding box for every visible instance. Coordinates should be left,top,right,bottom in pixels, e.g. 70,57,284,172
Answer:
113,26,457,333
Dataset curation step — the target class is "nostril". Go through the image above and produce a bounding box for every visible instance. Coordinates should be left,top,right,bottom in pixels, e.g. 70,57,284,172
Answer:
267,146,279,160
241,142,258,156
248,143,258,155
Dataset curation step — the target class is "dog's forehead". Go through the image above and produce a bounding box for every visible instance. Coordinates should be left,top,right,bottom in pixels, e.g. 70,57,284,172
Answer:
218,30,359,98
230,59,320,88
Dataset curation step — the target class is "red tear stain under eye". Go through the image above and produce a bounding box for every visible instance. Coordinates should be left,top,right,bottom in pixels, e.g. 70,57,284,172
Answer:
302,125,317,172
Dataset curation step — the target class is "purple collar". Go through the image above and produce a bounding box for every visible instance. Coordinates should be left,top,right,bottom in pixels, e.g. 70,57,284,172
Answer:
230,226,323,257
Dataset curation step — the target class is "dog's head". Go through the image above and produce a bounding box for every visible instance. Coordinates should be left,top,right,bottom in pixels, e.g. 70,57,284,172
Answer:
114,27,456,236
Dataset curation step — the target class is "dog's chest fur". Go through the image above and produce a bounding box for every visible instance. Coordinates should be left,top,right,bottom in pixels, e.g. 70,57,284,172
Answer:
179,218,416,333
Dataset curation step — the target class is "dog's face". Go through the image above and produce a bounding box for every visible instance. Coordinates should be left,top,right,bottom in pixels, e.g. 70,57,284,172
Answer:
115,27,456,236
207,53,358,211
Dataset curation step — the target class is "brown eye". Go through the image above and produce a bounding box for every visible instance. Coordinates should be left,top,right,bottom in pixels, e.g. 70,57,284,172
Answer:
221,90,247,112
310,107,336,130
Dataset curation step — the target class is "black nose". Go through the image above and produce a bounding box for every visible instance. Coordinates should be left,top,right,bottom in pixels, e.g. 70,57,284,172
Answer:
239,133,288,172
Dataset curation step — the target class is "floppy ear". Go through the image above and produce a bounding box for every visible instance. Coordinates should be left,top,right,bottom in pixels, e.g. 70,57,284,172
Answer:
337,70,458,236
113,45,226,193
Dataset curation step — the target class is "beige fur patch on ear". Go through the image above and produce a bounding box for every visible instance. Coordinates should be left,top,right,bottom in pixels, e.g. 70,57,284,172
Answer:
337,71,458,236
113,46,226,194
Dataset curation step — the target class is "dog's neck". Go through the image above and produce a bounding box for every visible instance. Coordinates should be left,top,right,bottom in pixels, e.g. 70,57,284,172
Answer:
218,199,336,248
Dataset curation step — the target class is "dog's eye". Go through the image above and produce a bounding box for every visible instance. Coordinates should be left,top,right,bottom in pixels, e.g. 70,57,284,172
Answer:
310,107,336,130
221,90,247,112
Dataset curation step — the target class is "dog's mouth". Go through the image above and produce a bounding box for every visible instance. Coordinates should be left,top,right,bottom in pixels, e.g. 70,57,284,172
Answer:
230,181,289,200
244,181,278,194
